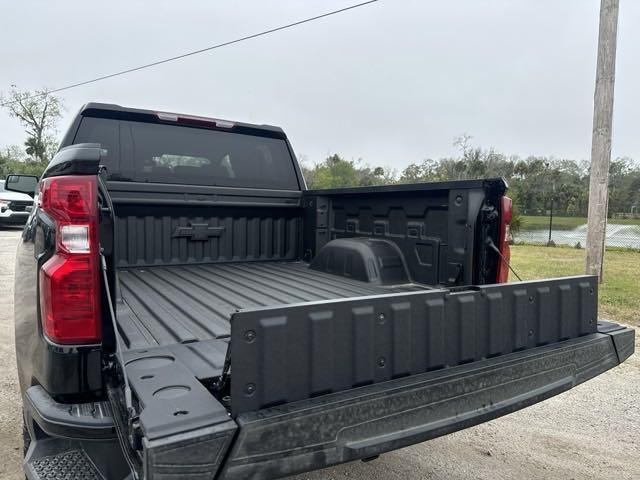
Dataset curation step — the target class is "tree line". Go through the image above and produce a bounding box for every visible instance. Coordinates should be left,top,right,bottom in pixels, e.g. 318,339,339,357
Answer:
1,89,638,222
302,135,640,223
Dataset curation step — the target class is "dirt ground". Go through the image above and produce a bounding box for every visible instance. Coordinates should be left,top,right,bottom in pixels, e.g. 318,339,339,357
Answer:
0,228,638,480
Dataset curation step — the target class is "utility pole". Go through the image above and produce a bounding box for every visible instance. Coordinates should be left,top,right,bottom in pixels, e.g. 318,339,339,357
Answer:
547,181,554,246
585,0,619,282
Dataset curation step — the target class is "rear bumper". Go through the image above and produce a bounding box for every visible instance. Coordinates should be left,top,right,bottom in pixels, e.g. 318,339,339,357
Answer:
23,385,115,440
220,325,634,480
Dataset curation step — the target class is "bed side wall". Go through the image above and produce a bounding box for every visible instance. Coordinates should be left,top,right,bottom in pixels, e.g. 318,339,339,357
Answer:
303,183,497,286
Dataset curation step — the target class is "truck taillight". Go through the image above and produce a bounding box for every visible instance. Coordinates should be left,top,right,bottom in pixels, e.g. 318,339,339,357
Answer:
39,175,101,344
496,196,512,283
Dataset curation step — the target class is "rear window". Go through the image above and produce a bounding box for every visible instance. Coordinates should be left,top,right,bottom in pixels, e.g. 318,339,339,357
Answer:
73,117,299,190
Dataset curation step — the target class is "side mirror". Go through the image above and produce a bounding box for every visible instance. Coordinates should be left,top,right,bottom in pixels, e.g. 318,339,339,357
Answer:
4,174,39,197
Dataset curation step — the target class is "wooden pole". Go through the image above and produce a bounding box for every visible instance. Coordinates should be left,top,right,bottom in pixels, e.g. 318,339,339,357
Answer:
585,0,619,282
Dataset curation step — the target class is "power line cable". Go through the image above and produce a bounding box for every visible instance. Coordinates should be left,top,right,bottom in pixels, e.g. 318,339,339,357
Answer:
0,0,379,107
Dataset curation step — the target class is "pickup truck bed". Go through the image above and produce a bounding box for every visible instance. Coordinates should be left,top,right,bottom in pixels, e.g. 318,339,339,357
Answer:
117,261,426,349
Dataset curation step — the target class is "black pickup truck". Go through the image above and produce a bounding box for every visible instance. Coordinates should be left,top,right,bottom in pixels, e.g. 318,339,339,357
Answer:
7,103,634,480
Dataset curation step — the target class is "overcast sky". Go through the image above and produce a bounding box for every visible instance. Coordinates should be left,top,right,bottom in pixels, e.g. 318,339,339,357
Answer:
1,0,638,171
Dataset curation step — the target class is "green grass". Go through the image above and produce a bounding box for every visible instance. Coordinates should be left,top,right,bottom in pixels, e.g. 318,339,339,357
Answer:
521,215,640,231
510,244,639,327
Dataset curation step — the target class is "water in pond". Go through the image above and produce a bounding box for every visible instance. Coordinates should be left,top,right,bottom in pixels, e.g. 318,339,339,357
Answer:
515,223,640,249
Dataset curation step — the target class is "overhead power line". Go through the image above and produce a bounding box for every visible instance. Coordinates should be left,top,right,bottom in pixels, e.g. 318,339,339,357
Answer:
0,0,379,107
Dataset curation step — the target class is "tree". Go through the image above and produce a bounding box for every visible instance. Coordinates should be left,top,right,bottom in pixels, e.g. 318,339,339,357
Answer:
453,133,473,156
0,88,63,163
0,145,47,178
24,136,47,160
304,154,391,189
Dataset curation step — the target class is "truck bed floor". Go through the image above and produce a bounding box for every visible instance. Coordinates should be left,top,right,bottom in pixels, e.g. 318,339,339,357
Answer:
116,261,424,349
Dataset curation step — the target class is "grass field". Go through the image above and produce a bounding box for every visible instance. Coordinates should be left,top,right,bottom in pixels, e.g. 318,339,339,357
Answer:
510,244,639,327
521,215,640,230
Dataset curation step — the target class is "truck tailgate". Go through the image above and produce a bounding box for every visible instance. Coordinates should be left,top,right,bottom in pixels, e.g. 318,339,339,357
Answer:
230,275,599,414
222,324,633,480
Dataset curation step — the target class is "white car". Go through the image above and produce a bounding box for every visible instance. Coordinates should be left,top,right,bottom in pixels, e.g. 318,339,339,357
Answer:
0,179,34,226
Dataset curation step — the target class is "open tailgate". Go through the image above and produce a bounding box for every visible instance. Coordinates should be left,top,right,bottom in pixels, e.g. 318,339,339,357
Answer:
221,274,634,479
230,275,600,415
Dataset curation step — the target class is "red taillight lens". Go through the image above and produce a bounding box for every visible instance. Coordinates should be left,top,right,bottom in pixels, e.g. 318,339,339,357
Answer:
496,196,512,283
40,255,101,343
39,176,101,344
40,175,95,224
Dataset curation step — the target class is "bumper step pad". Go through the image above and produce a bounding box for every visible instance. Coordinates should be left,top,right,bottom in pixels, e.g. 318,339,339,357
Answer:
28,449,102,480
24,437,130,480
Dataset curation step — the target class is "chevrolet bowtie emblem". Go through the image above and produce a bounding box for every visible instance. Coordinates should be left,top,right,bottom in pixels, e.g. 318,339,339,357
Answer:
172,223,226,241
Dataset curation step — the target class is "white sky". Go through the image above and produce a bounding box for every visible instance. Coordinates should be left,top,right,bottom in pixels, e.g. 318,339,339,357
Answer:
1,0,638,171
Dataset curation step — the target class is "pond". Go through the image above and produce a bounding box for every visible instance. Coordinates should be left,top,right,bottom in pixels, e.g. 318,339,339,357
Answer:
514,223,640,250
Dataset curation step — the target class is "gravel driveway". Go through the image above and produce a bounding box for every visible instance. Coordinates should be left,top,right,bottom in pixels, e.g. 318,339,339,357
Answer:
0,228,638,480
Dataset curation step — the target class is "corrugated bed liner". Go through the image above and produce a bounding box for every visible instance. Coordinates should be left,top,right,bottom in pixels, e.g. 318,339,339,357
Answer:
116,261,424,350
